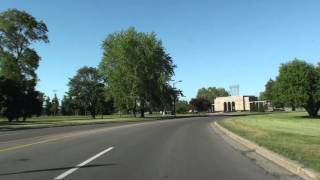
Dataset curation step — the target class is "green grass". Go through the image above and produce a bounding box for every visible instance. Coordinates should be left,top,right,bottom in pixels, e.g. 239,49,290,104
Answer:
217,112,320,172
0,113,203,130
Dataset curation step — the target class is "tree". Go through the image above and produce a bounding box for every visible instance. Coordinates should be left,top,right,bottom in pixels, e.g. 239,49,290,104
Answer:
99,27,176,117
0,77,23,121
196,87,229,103
68,67,105,119
50,94,59,116
0,77,4,112
0,9,48,82
259,91,266,101
44,97,52,116
0,9,49,121
0,77,43,121
274,59,320,117
175,100,190,114
61,95,74,115
190,97,211,113
97,95,114,118
262,79,275,101
260,79,284,108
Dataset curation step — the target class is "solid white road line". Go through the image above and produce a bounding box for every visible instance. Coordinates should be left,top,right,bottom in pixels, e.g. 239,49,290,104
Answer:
54,146,114,180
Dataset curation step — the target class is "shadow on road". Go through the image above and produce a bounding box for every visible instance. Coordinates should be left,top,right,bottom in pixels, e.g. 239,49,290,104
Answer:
0,163,117,176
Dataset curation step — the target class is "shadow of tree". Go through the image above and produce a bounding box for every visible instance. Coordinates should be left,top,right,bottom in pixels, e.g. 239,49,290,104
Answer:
0,163,117,176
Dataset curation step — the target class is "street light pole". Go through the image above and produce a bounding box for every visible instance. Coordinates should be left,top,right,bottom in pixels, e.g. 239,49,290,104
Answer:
172,80,182,117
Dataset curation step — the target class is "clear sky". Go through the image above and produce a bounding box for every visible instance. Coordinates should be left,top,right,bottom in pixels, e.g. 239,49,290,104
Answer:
1,0,320,100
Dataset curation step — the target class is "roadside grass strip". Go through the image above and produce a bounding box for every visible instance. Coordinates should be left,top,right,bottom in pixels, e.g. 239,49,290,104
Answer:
217,112,320,173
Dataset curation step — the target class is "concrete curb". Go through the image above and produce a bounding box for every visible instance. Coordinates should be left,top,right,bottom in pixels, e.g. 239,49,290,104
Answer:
214,121,320,180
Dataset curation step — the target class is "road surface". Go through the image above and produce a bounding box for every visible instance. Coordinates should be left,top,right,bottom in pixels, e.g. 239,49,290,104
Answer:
0,116,300,180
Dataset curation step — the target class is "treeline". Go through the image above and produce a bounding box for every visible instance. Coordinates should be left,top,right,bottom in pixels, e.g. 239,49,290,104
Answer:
260,59,320,118
0,9,182,121
57,27,181,119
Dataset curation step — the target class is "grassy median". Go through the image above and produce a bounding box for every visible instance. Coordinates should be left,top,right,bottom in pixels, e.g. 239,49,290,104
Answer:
0,113,203,130
217,112,320,172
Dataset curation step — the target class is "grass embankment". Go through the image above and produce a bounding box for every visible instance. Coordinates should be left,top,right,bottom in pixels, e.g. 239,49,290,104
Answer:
0,113,203,130
217,112,320,172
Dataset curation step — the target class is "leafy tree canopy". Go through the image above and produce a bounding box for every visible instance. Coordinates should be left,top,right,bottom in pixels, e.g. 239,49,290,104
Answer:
0,9,48,121
175,100,190,114
196,87,229,103
274,59,320,117
99,27,176,117
68,66,105,118
190,97,211,112
0,8,48,82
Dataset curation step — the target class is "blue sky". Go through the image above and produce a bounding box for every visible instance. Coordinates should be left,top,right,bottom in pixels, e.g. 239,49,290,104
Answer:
1,0,320,100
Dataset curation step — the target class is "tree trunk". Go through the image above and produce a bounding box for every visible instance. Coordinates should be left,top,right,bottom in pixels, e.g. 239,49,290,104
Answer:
133,109,136,117
140,100,145,118
133,99,137,117
291,105,296,111
305,105,319,118
140,109,145,117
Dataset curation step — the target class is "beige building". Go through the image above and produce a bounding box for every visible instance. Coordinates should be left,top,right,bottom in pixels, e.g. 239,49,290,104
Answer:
213,96,258,112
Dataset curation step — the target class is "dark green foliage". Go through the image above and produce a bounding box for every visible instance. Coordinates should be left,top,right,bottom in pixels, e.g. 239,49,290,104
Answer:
274,59,320,117
98,97,115,117
196,87,229,103
0,77,43,121
260,79,284,108
61,95,73,115
0,9,48,121
190,97,211,112
68,66,108,119
175,100,190,114
260,79,275,101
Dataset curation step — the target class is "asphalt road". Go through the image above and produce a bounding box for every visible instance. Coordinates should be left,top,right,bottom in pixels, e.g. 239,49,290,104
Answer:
0,116,299,180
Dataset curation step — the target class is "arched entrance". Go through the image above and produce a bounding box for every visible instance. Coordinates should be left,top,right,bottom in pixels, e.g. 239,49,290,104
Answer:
227,102,232,112
224,102,227,112
232,102,236,112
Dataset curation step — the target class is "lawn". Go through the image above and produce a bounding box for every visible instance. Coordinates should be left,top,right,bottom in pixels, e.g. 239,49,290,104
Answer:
217,112,320,172
0,113,202,130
